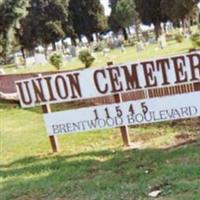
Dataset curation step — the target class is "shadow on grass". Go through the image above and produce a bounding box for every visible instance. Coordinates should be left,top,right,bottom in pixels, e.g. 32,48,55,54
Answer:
1,139,200,200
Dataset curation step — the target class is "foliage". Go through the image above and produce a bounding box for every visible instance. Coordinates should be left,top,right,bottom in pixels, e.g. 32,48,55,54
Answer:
109,0,138,29
174,33,184,43
161,0,199,35
18,0,70,51
69,0,107,42
135,0,168,39
78,49,95,68
0,0,29,63
109,0,139,40
49,53,63,70
161,0,199,23
191,33,200,48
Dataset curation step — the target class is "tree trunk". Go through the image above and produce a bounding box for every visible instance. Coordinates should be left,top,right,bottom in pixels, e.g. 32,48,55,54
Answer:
30,48,35,57
86,34,94,43
44,44,48,60
182,18,186,35
21,47,26,67
182,17,192,34
95,33,100,42
128,27,131,35
163,23,167,33
3,53,8,64
71,37,77,46
114,32,119,40
122,27,128,40
154,21,162,40
186,17,192,34
78,35,82,43
61,40,65,54
52,42,56,51
135,24,140,41
21,47,26,60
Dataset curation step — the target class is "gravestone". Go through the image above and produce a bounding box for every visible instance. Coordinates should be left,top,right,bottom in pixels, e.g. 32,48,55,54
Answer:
34,53,47,65
25,57,35,67
64,55,72,62
136,41,144,52
69,46,77,57
148,38,157,44
158,34,167,49
103,48,110,56
120,44,126,52
113,40,120,48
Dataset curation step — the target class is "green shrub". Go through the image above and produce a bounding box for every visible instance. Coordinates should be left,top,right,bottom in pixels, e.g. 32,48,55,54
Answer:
191,33,200,49
49,53,63,70
174,33,184,43
78,49,95,68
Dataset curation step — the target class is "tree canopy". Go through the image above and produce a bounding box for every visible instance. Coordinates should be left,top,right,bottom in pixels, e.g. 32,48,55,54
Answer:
0,0,29,62
161,0,199,32
0,0,200,63
135,0,168,39
109,0,139,40
161,0,199,21
18,0,70,52
69,0,107,42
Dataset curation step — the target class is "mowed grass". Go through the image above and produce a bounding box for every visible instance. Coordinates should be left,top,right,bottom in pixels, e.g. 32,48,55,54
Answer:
4,38,194,74
1,31,200,199
1,102,200,200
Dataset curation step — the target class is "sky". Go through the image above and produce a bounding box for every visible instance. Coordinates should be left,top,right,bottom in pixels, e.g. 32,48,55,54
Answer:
101,1,200,16
100,0,111,16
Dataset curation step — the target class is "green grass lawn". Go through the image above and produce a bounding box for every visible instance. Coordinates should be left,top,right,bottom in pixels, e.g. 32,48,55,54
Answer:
1,32,200,199
1,102,200,200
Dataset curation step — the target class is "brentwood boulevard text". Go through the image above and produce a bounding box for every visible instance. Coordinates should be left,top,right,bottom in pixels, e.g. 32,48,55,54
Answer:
44,92,200,135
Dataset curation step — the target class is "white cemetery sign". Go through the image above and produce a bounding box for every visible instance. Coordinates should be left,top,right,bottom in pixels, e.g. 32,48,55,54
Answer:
15,51,200,136
44,92,200,135
16,51,200,108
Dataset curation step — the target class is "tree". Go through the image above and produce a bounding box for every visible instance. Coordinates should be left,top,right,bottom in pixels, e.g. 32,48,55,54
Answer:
109,0,139,40
0,0,29,63
18,0,70,56
78,49,95,68
49,52,63,70
191,33,200,48
161,0,199,33
69,0,107,43
135,0,168,39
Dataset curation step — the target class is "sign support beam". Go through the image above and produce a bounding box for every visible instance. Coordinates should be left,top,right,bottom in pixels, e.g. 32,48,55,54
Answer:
114,94,131,146
42,104,60,152
107,62,131,146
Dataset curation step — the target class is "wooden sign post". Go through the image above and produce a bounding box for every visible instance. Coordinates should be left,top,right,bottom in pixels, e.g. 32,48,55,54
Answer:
115,94,131,146
107,61,131,146
36,73,60,152
42,104,60,152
